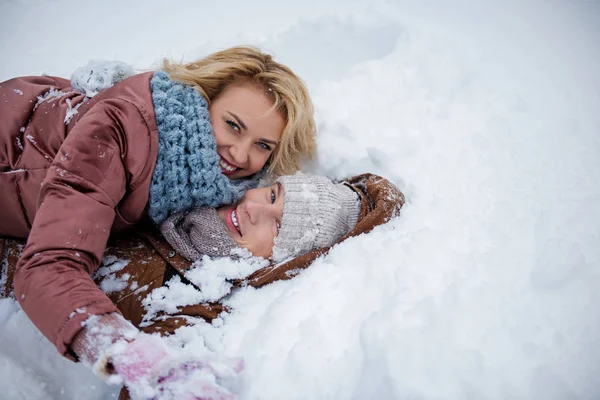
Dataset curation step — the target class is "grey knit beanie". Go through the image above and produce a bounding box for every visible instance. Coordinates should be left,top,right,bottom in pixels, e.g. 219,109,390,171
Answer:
272,174,361,263
160,207,241,262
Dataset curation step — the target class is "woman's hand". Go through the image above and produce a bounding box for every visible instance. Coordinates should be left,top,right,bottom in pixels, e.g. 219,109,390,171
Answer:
107,334,242,400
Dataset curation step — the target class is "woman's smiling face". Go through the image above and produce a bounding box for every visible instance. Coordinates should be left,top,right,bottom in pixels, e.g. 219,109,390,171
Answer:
217,183,284,258
210,81,285,179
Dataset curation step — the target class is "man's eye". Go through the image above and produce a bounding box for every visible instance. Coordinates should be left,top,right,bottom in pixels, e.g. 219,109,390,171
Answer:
226,120,240,132
271,190,276,204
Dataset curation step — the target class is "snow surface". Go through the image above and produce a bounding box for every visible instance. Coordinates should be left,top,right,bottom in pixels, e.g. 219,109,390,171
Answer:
1,0,600,399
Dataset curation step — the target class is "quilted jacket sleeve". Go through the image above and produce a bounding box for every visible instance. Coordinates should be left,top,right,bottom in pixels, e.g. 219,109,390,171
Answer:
13,99,142,359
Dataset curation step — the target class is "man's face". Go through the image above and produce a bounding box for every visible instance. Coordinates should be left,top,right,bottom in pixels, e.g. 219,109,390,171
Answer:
217,183,284,258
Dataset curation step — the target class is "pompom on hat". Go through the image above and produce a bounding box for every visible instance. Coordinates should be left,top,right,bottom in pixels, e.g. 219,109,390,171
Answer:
272,173,361,263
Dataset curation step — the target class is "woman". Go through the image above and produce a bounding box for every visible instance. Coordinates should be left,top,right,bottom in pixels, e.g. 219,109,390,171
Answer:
0,47,315,397
1,173,405,400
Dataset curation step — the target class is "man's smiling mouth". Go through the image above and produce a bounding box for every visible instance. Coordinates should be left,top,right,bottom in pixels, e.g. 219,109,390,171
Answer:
231,209,242,235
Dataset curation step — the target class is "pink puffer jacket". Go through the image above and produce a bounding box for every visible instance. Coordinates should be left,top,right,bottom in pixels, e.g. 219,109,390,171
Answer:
0,72,158,358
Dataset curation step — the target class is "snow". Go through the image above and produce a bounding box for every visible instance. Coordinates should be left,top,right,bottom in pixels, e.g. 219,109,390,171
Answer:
93,256,131,294
32,87,69,111
1,1,600,399
70,60,135,97
0,300,110,400
141,254,269,327
63,97,87,125
183,255,269,302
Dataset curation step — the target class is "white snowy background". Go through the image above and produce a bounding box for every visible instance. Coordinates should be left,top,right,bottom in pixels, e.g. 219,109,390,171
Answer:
1,0,600,399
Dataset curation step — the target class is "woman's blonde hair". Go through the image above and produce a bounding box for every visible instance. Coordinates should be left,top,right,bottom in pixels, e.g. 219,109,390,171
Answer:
163,46,316,176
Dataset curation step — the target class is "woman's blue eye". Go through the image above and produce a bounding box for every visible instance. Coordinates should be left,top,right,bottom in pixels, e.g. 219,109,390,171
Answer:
258,142,272,151
271,190,276,204
226,120,240,132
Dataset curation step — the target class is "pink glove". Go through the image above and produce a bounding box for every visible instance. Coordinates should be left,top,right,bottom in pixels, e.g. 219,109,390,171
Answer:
106,334,243,400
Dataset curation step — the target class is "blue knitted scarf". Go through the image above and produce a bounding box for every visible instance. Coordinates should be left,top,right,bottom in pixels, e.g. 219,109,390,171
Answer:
148,71,260,224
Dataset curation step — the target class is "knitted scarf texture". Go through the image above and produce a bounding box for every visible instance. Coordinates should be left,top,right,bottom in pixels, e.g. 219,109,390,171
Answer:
148,71,258,224
160,207,241,262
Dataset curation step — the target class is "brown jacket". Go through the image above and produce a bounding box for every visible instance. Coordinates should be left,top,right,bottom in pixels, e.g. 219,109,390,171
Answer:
1,173,404,400
1,173,404,336
0,73,159,356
